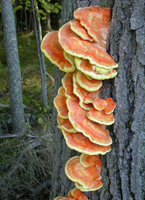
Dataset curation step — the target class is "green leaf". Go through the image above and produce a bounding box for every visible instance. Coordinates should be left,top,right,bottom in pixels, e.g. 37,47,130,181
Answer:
53,7,59,13
41,17,47,20
57,5,62,9
38,9,44,14
48,4,54,11
43,2,49,10
46,105,50,109
46,9,51,13
34,0,38,6
13,5,23,12
38,118,44,124
36,13,41,18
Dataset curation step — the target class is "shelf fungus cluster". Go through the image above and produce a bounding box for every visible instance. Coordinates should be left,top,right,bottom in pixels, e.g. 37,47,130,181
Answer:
54,187,89,200
41,5,118,200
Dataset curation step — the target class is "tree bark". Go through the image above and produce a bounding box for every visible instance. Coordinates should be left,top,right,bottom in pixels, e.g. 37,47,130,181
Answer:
31,0,48,108
51,0,145,199
1,0,26,134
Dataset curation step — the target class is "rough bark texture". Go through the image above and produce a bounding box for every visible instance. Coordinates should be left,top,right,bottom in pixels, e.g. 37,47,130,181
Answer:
51,0,145,199
31,0,48,108
1,0,26,134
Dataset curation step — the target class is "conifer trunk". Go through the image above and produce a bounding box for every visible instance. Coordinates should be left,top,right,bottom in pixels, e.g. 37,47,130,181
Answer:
1,0,26,134
51,0,145,199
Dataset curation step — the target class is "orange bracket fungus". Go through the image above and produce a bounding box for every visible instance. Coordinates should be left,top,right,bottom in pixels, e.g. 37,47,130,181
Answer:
74,6,111,46
66,96,112,146
58,22,118,70
68,188,89,200
54,188,88,200
70,19,94,42
61,129,111,155
41,5,118,199
65,156,101,188
41,31,75,73
54,88,69,119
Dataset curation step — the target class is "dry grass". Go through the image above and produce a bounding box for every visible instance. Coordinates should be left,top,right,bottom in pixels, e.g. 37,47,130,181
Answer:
0,131,52,200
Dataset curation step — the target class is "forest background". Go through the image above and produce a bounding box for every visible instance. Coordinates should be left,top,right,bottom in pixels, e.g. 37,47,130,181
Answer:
0,0,61,199
0,0,145,200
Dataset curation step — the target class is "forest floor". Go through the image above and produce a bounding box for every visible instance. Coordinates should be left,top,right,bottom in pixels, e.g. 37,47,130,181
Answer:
0,31,54,199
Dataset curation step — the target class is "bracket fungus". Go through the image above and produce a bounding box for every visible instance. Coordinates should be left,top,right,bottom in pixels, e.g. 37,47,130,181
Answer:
54,188,88,200
41,5,118,199
68,188,88,200
59,22,118,70
54,197,76,200
93,97,116,114
87,108,115,125
65,156,101,189
41,31,75,72
74,6,111,46
79,154,102,169
57,115,77,133
66,96,112,146
70,19,94,42
61,129,111,155
54,89,69,119
76,70,102,92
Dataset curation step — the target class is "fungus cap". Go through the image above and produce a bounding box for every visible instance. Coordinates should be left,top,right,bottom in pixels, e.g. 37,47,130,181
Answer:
54,197,76,200
57,116,77,133
54,91,68,119
87,109,115,125
58,22,118,70
75,58,117,80
80,154,102,169
68,188,88,200
73,72,100,104
61,73,76,98
74,6,111,46
93,98,116,114
76,70,102,92
41,31,75,72
63,51,76,67
70,19,93,42
66,96,112,146
65,156,101,188
75,179,103,192
62,130,111,155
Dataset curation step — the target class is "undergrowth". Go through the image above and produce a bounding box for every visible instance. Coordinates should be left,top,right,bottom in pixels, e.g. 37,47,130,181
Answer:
0,132,52,200
0,31,54,199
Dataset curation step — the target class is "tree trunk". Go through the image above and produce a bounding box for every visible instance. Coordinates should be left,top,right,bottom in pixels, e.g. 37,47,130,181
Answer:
51,0,145,199
1,0,26,134
31,0,48,108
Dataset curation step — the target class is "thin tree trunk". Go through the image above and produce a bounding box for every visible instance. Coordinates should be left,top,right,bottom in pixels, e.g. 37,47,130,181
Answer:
31,0,48,108
36,5,48,108
45,0,51,30
51,0,145,199
24,9,30,45
1,0,26,134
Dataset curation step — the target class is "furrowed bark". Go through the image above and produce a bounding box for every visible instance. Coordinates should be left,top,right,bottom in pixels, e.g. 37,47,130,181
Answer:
51,0,145,199
1,0,26,134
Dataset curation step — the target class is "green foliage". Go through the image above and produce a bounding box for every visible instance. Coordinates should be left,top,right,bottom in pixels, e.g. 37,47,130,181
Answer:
12,0,62,19
0,31,54,133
